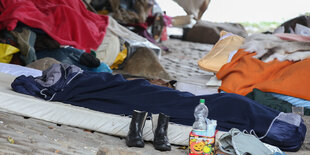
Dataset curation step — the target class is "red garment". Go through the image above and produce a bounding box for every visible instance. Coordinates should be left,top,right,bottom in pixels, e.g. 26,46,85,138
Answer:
0,0,109,52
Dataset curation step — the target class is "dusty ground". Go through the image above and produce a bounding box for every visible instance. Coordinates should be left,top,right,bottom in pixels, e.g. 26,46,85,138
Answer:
0,39,309,154
161,39,214,83
0,111,188,155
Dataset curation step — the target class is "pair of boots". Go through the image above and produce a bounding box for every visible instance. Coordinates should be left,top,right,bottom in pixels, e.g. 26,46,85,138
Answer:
125,110,171,151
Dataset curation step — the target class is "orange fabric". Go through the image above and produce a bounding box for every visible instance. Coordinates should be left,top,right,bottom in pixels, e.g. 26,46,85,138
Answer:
216,49,310,100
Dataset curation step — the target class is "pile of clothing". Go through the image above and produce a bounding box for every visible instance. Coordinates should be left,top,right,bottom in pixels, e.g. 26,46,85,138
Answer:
0,0,166,74
1,0,309,153
197,15,310,152
0,0,112,72
199,15,310,114
90,0,172,51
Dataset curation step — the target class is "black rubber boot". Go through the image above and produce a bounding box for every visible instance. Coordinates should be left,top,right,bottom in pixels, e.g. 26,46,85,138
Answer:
126,110,148,148
153,113,171,151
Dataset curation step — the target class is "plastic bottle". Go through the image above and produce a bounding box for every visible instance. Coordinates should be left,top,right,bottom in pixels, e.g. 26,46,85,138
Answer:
189,99,212,154
192,99,209,130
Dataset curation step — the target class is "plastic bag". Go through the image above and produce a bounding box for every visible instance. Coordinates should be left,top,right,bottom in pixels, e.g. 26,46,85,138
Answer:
110,44,128,69
0,43,19,63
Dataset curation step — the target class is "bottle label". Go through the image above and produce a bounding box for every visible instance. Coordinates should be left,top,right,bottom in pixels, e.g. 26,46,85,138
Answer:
189,130,216,155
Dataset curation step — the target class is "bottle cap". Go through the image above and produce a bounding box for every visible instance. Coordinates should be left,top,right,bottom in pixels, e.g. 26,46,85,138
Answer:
200,99,205,104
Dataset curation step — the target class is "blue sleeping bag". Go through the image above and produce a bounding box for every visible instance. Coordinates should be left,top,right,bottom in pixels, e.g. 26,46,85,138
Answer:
11,63,306,151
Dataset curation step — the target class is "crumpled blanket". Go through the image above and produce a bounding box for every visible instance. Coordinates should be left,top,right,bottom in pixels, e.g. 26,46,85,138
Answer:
241,33,310,62
217,49,310,101
0,0,108,52
11,63,279,134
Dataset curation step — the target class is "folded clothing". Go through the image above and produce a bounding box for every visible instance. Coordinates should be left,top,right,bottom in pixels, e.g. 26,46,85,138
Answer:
270,92,310,109
246,88,310,115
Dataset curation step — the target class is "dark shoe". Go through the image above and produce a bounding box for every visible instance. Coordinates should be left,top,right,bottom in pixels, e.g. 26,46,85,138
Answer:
126,110,148,148
79,52,100,68
152,113,171,151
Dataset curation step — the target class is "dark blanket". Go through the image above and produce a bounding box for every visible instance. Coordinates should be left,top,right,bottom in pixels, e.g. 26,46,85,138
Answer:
11,64,279,135
0,0,108,52
246,88,310,115
11,64,306,151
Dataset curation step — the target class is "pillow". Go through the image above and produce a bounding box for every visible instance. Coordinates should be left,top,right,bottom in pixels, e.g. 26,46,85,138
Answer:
198,30,244,73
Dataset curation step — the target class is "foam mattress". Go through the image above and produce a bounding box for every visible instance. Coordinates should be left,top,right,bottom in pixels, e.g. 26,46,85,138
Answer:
0,72,191,145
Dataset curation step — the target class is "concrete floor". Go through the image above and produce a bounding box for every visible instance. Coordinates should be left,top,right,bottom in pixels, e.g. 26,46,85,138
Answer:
0,111,188,155
1,110,309,155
